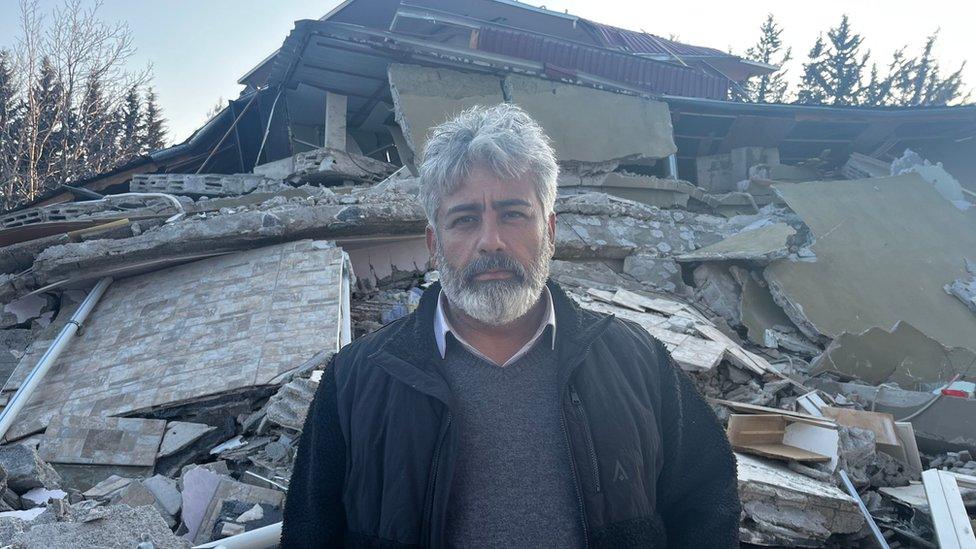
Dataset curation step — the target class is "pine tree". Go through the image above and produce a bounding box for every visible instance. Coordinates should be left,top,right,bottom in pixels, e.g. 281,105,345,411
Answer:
32,56,66,186
118,85,142,159
0,50,22,207
141,87,166,153
797,36,829,104
796,16,869,105
741,14,792,103
79,70,113,175
891,31,970,106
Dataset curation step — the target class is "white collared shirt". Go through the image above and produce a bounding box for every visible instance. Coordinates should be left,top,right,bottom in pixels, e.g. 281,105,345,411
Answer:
434,286,556,367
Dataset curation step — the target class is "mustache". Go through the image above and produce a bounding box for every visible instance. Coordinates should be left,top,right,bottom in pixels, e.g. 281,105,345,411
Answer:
461,253,527,284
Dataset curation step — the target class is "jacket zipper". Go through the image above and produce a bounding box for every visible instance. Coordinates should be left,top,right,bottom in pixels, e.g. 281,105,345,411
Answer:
560,398,590,549
571,387,601,493
424,412,452,549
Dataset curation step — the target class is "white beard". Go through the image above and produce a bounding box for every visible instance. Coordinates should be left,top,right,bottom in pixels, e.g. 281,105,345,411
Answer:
435,231,553,326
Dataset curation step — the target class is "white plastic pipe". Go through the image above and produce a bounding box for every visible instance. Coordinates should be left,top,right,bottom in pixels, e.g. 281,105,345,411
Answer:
193,522,281,549
0,277,114,441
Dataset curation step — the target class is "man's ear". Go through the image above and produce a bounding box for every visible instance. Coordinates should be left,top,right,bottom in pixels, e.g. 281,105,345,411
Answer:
426,225,437,267
547,212,556,243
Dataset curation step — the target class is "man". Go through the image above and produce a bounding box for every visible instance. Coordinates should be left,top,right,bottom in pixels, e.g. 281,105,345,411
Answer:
282,104,740,548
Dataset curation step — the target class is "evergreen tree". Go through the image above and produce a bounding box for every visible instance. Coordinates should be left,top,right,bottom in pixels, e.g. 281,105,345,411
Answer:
118,85,142,159
141,87,166,153
741,14,792,103
796,16,869,105
79,70,113,174
0,50,22,206
32,56,66,185
797,36,829,104
891,31,970,106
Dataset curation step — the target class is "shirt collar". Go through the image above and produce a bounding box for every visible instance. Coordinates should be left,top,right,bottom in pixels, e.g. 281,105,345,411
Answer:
434,286,557,361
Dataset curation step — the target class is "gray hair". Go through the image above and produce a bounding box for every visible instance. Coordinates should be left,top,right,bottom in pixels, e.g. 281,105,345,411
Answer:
418,103,558,226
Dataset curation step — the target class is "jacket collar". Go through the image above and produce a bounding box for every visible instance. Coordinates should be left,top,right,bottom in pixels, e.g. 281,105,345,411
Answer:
372,279,613,403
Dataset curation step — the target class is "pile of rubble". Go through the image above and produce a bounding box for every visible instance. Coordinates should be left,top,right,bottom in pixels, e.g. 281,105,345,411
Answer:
0,64,973,547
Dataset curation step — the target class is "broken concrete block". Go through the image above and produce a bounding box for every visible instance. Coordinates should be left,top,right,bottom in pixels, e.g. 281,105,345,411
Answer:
677,222,795,263
142,475,181,517
157,422,217,459
191,475,284,544
130,173,279,198
388,63,505,160
692,264,741,326
264,378,319,432
110,481,156,508
811,321,976,390
0,444,61,494
728,267,796,346
236,503,263,523
737,452,863,546
81,475,133,502
254,147,397,184
764,174,976,349
504,74,676,165
8,504,190,548
569,172,699,208
622,253,688,294
37,415,166,490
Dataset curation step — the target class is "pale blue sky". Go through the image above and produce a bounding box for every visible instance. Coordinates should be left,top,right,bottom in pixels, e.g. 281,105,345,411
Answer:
2,1,973,145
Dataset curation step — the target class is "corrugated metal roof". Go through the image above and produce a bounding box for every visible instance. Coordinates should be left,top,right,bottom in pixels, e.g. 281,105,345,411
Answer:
580,19,729,59
477,27,729,99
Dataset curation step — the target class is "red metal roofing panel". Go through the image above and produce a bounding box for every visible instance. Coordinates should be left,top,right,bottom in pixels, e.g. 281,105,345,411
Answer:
580,19,729,58
477,27,728,99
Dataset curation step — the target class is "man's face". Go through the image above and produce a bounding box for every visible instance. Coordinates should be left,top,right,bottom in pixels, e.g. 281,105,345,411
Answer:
426,167,556,326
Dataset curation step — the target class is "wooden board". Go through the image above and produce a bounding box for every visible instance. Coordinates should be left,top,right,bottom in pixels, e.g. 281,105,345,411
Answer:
727,414,832,463
821,406,900,447
923,469,976,549
712,399,838,429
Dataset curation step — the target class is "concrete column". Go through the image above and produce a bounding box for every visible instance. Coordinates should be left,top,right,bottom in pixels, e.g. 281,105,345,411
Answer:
324,92,347,151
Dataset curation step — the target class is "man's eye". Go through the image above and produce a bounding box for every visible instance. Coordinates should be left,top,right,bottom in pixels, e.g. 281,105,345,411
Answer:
452,215,477,226
503,211,527,220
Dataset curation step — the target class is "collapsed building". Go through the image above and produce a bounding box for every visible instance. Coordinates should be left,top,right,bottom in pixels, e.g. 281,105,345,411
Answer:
0,0,975,547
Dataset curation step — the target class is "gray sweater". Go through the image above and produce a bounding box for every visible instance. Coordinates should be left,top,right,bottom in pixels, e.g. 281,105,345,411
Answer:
440,334,584,549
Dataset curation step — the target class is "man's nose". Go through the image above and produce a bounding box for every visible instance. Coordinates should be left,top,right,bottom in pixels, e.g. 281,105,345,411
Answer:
477,215,506,253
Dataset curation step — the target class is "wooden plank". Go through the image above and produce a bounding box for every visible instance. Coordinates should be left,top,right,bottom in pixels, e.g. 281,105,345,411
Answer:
727,415,832,463
693,323,770,375
612,288,693,317
711,399,838,429
821,407,900,447
923,469,976,549
894,422,923,478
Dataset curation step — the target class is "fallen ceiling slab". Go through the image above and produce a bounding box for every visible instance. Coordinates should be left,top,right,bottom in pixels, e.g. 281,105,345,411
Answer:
677,222,796,263
4,240,350,441
388,63,505,161
811,321,976,389
763,174,976,349
503,74,677,165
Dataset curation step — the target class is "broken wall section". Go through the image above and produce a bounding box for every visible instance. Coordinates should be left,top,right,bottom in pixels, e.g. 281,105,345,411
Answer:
388,63,685,208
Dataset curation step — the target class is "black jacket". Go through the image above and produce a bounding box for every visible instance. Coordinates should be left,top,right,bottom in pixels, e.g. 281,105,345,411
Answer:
282,281,740,548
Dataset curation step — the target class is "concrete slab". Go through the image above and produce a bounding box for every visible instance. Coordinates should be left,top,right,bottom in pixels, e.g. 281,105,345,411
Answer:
764,174,976,349
678,223,795,263
6,240,349,441
388,63,504,159
811,321,976,389
505,74,676,164
39,415,166,468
